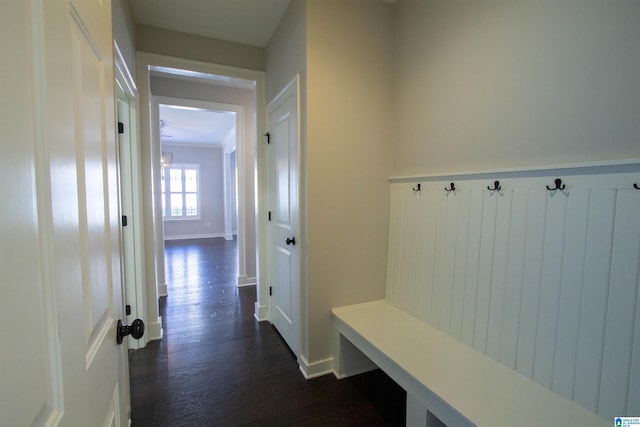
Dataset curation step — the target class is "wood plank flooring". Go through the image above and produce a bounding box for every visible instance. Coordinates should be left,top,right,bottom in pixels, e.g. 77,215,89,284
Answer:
129,237,405,426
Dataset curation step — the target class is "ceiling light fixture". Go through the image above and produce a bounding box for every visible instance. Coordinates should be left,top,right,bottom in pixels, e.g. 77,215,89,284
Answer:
161,151,174,167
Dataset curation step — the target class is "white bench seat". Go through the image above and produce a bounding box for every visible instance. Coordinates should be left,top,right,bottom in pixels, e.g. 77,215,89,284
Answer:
332,300,609,427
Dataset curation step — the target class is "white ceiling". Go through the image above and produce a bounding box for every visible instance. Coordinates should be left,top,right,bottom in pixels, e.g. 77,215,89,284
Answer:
128,0,291,48
135,0,394,148
159,105,236,147
131,0,290,148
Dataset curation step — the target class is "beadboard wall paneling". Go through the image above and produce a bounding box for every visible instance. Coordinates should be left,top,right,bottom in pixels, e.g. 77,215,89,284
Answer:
385,170,640,420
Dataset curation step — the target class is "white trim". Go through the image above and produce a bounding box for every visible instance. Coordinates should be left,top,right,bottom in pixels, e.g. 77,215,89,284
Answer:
162,163,202,220
223,150,235,245
254,302,269,321
155,96,244,116
298,355,334,379
161,141,225,149
70,4,102,59
164,232,227,241
137,52,266,350
390,158,640,183
153,95,247,285
237,275,256,287
157,283,167,297
29,0,65,417
146,318,164,342
113,41,136,97
160,163,202,221
115,51,148,350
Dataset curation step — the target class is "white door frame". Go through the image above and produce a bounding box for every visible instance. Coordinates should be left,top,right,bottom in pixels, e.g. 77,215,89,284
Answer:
136,53,268,326
223,147,237,241
153,95,244,248
114,41,148,349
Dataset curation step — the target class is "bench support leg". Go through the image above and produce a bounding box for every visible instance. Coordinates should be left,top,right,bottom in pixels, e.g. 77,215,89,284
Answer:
333,332,378,378
406,393,428,427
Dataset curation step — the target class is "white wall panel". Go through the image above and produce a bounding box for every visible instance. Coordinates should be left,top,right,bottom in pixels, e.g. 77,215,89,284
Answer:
573,190,616,412
499,189,528,369
460,190,484,347
486,189,513,361
429,191,451,328
438,191,459,334
533,190,567,389
386,167,640,419
552,189,589,400
598,190,640,419
628,268,640,419
473,191,497,353
515,189,547,379
450,190,471,340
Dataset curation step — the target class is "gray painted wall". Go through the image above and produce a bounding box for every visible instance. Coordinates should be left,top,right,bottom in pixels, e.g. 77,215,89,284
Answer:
266,0,394,365
137,24,265,71
393,0,640,176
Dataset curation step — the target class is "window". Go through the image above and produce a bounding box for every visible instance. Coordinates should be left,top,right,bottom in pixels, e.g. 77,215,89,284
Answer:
162,164,200,220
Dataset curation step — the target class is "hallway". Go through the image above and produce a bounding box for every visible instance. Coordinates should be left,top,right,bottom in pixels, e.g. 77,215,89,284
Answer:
129,238,405,426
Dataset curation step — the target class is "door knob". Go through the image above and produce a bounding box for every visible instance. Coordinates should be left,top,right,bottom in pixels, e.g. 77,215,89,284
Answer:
286,237,296,246
116,318,145,344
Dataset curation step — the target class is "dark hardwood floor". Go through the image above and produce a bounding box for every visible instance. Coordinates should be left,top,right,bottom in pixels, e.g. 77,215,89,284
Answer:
129,237,405,426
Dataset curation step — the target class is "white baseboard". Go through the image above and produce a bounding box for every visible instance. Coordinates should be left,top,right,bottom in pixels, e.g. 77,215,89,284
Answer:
254,302,269,321
164,233,226,241
224,234,233,241
299,355,334,379
147,317,163,342
158,283,168,297
333,365,378,380
238,275,256,287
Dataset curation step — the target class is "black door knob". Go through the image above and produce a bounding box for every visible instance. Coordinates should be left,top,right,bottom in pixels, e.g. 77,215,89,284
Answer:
116,318,145,344
286,237,296,246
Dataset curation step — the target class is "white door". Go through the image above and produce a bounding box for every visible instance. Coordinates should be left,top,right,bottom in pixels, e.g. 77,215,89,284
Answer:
267,76,301,357
1,1,130,425
117,94,146,350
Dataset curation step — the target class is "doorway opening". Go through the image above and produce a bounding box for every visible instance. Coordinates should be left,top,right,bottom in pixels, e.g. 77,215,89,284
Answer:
157,100,239,245
135,53,268,344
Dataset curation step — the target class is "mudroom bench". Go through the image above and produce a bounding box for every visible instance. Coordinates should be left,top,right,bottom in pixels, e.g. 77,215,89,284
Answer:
332,165,640,426
332,300,608,427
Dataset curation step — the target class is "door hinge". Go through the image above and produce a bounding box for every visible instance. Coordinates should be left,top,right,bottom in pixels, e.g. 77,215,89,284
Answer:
264,132,270,144
118,122,124,134
269,286,272,296
122,215,128,227
268,211,271,221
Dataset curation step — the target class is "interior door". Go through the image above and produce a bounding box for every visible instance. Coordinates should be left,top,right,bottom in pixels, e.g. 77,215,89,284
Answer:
267,76,301,358
117,91,146,350
0,0,129,425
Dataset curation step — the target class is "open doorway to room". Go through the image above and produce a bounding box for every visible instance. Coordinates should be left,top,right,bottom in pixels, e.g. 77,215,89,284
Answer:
158,101,238,242
132,52,271,348
157,98,241,300
147,65,260,300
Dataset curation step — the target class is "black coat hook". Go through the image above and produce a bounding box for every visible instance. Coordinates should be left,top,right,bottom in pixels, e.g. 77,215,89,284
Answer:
487,181,501,191
412,183,421,192
634,183,640,190
444,182,456,192
546,178,566,191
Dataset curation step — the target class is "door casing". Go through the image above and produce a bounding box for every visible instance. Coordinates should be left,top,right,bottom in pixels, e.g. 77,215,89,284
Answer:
136,52,268,332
